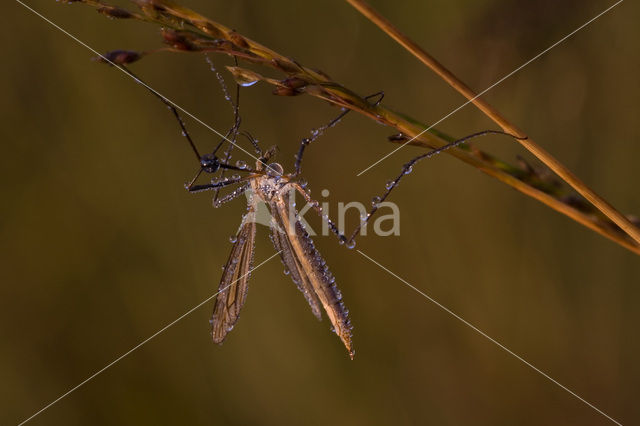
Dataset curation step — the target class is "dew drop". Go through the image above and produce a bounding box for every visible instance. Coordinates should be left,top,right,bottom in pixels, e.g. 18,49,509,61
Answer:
239,80,258,87
371,196,381,206
235,160,247,169
338,235,346,245
346,240,356,249
404,165,413,175
385,180,394,190
229,235,238,243
231,174,241,180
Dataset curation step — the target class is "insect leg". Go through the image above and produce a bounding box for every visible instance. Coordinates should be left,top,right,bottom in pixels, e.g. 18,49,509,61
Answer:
187,175,254,193
293,92,384,176
346,130,526,245
289,183,349,244
122,66,201,161
183,160,252,192
213,183,250,208
210,61,242,205
240,131,263,157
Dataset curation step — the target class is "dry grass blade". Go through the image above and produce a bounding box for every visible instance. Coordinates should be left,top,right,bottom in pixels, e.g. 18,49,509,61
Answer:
345,0,640,247
64,0,640,255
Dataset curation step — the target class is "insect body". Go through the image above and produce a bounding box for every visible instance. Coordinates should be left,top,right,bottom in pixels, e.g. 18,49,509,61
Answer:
122,65,355,356
124,62,516,359
211,158,354,357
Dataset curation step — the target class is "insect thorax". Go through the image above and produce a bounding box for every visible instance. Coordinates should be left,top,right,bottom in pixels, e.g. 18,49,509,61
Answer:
252,163,288,202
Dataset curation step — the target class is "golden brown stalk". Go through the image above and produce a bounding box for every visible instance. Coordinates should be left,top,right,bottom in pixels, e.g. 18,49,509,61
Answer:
345,0,640,246
65,0,640,255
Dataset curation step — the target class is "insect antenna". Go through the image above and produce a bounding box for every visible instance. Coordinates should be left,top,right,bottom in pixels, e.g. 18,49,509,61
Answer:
345,130,527,245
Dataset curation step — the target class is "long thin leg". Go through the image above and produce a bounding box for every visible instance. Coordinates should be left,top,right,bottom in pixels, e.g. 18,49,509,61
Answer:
122,66,202,161
289,183,347,243
206,53,241,157
188,175,255,193
240,131,263,157
346,130,526,245
125,61,259,200
213,183,250,208
124,63,241,174
207,56,243,204
206,54,237,118
184,158,257,191
213,84,241,204
293,92,384,176
185,167,205,190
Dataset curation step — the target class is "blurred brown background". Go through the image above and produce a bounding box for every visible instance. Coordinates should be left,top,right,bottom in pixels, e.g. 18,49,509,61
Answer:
2,0,639,424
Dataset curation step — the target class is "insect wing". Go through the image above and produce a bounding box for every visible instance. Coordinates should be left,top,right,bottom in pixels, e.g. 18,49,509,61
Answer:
271,193,354,358
211,217,257,343
270,221,323,320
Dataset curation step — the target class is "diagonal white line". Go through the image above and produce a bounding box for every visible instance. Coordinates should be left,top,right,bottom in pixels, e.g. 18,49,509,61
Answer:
356,0,624,176
17,251,282,426
356,249,622,425
14,0,266,168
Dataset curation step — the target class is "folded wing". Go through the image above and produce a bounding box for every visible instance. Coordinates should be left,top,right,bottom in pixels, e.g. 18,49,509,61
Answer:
211,216,257,344
270,193,354,358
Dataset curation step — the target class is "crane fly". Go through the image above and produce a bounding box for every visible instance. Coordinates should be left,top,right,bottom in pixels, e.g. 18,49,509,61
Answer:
121,58,520,359
119,63,359,357
210,155,354,357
